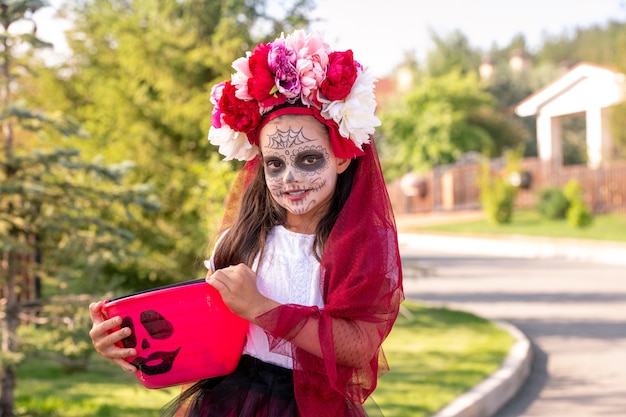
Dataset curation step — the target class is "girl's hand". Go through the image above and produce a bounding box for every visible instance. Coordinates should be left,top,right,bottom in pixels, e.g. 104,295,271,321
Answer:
206,264,279,322
88,300,138,373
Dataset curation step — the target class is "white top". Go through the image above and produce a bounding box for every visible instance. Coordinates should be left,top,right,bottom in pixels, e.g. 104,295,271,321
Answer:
207,225,323,369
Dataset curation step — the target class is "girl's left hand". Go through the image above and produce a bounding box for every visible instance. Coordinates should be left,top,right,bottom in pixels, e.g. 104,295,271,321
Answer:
206,263,279,322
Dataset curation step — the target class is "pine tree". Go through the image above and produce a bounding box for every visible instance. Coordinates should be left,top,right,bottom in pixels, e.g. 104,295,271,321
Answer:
0,2,157,414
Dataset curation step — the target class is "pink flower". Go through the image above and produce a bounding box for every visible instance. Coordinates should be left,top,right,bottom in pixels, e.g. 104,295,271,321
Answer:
320,50,358,101
219,81,261,134
268,41,301,100
210,82,226,128
247,43,286,108
285,31,329,105
297,58,326,107
231,56,253,101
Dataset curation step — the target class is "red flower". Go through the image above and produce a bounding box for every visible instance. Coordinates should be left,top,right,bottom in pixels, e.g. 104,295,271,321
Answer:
247,43,286,108
320,50,358,101
219,82,261,134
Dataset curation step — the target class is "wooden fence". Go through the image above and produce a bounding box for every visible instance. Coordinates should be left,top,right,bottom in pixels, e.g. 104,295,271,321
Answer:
388,158,626,215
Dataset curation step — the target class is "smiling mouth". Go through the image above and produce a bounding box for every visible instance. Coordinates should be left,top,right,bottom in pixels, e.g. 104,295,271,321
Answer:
131,347,181,376
282,189,310,200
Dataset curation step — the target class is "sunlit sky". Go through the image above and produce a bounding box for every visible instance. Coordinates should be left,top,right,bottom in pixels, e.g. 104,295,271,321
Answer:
34,0,626,77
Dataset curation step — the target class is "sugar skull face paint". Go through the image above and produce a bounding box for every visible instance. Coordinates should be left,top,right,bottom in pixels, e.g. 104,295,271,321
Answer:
259,114,349,229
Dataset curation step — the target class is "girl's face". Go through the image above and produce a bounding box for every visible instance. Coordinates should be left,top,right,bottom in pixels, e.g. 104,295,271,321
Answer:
259,114,350,233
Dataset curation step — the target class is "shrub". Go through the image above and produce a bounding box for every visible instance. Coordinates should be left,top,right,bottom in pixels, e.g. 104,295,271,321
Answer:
563,180,592,228
477,148,526,225
478,163,517,225
536,187,569,219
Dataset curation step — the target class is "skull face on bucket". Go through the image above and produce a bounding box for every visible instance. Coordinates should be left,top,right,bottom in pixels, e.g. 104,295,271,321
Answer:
102,279,248,389
119,310,181,376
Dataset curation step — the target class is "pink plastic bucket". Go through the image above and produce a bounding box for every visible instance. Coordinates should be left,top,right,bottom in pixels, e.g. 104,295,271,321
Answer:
102,278,248,389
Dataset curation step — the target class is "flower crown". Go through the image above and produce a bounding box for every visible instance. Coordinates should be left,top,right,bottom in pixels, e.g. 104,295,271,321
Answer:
208,30,381,161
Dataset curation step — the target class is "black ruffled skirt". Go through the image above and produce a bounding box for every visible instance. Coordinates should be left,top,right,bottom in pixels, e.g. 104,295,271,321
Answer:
161,355,298,417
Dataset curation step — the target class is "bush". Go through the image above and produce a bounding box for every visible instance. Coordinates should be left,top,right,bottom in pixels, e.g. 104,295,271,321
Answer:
563,180,592,228
536,187,569,219
478,163,517,225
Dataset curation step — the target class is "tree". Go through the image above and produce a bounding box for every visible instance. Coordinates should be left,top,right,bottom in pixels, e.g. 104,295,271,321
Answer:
1,2,158,415
39,0,314,292
536,20,626,68
378,69,527,178
425,29,482,77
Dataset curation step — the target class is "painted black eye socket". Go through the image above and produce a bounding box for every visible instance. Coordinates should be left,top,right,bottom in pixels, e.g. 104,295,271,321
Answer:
140,310,174,340
295,152,326,171
300,154,322,165
120,316,137,348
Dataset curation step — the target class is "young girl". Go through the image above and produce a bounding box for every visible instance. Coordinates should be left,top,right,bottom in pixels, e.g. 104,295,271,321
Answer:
89,30,403,417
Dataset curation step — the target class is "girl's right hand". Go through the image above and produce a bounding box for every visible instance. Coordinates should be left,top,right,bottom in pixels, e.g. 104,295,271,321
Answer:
88,300,138,373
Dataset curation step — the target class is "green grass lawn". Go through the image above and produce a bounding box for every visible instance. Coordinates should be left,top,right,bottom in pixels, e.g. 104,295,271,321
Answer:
407,210,626,242
15,357,179,416
15,301,512,417
373,302,513,417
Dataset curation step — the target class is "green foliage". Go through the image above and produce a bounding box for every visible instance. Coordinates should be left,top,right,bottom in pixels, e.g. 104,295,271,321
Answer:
566,201,593,228
561,116,588,165
380,69,511,178
477,148,524,225
35,0,312,290
535,181,592,228
563,180,592,228
477,165,514,225
535,187,570,219
19,294,100,373
536,20,626,68
425,29,482,77
1,147,161,295
0,3,173,413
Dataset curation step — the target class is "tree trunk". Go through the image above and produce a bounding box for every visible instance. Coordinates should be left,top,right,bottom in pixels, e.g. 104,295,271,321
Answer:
0,251,18,417
0,31,17,417
0,366,16,417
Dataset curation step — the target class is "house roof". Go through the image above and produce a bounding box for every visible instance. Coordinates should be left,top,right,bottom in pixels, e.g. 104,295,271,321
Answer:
515,62,625,118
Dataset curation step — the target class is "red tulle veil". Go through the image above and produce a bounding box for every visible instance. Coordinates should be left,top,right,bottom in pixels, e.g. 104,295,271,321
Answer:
217,123,404,416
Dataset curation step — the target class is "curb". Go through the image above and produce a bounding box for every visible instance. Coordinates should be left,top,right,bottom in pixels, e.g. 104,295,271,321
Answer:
431,321,533,417
398,233,626,266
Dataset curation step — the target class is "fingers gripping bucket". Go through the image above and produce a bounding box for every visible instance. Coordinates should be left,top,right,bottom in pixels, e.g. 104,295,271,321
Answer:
102,279,248,389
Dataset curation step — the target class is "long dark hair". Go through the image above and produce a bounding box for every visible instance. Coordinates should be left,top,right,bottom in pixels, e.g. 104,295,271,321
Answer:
212,150,358,269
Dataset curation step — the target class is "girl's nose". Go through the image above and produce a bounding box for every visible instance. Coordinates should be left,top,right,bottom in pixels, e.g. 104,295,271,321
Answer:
283,168,297,183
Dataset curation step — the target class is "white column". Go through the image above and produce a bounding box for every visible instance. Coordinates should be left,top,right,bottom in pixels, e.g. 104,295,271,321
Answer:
536,113,562,165
586,106,614,168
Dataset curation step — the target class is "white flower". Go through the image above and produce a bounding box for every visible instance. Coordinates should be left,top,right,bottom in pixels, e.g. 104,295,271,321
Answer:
320,70,381,149
208,125,258,161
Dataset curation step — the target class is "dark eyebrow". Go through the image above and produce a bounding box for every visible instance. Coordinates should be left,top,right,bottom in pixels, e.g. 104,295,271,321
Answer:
262,154,284,162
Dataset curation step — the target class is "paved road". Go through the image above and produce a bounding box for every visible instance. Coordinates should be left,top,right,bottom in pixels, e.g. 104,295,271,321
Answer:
400,247,626,417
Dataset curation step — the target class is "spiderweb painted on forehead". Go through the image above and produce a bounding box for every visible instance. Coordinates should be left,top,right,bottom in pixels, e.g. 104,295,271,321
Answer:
265,127,311,149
